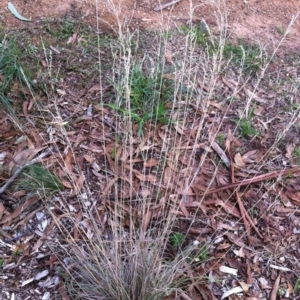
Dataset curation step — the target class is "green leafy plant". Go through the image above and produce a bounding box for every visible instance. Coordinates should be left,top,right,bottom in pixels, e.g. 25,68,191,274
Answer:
169,232,185,249
108,63,172,136
236,107,259,137
197,244,208,262
238,118,258,137
13,249,22,257
46,19,75,40
223,39,266,74
181,22,218,53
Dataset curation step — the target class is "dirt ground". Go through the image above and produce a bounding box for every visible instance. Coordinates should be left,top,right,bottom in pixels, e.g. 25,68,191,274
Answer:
1,0,300,52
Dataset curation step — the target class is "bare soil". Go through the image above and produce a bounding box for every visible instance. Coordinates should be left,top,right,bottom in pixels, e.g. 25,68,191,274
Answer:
1,0,300,52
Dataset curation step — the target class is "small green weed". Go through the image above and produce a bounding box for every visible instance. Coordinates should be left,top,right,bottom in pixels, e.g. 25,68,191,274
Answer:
19,164,64,194
46,19,75,41
276,25,286,35
223,39,266,74
216,133,226,144
277,286,286,297
294,146,300,163
109,63,172,136
181,22,217,52
0,258,4,268
186,243,209,265
236,107,259,137
0,35,31,114
197,243,208,262
169,232,185,249
13,249,22,257
238,118,259,137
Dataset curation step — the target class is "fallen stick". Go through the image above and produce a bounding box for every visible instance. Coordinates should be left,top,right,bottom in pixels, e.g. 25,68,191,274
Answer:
0,148,52,194
153,0,182,11
206,166,300,195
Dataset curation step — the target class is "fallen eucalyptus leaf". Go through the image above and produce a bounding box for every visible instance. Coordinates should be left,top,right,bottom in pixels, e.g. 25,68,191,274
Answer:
219,265,238,276
221,286,244,299
8,3,31,21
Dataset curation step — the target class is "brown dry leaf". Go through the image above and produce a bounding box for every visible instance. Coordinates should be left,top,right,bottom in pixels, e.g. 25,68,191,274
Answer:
93,104,110,114
286,191,300,204
45,255,58,266
210,140,230,167
141,210,153,234
165,46,173,64
233,247,245,258
205,199,241,218
0,194,40,225
9,147,46,170
163,166,172,185
28,98,35,111
64,150,74,174
0,202,4,220
88,84,101,93
276,188,293,207
61,180,73,189
270,275,280,300
234,153,246,167
22,101,29,118
239,281,249,292
209,101,225,111
253,106,264,116
66,25,79,44
227,129,243,147
198,284,216,300
216,173,229,186
216,242,231,250
74,211,83,240
58,280,72,300
244,87,266,103
276,206,299,215
242,150,259,163
222,77,237,90
133,170,158,182
174,123,185,135
83,154,94,164
144,158,159,167
285,143,295,159
225,233,249,249
179,200,189,218
120,147,132,162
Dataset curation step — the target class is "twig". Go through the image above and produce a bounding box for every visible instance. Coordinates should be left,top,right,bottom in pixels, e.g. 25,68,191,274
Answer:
228,144,251,244
206,166,300,195
153,0,182,11
0,148,52,194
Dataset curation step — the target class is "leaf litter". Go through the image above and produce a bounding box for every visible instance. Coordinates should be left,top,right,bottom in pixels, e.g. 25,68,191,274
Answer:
1,18,300,300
